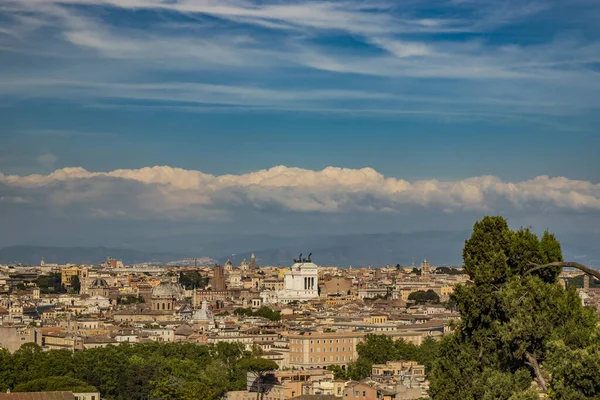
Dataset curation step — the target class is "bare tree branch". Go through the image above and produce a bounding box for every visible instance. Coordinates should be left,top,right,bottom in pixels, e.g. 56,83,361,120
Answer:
525,351,548,393
525,262,600,281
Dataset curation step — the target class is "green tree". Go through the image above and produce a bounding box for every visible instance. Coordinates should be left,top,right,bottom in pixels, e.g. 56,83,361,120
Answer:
408,289,440,304
346,358,373,381
179,271,209,290
71,275,81,293
13,376,96,393
357,334,398,364
0,349,13,391
237,358,278,400
327,364,347,380
233,307,281,322
429,216,600,399
414,337,440,372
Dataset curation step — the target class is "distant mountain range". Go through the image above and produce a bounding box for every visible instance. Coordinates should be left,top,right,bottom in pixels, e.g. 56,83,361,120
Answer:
1,231,598,268
0,246,188,265
217,231,470,267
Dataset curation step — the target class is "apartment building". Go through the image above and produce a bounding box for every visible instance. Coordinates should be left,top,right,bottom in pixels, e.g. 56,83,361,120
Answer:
287,331,363,369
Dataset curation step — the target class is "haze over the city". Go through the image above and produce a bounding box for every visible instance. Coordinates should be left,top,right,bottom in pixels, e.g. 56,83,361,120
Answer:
1,0,599,264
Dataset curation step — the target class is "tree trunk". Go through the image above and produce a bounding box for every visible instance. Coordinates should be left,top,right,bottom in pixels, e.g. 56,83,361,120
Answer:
526,262,600,280
525,351,547,393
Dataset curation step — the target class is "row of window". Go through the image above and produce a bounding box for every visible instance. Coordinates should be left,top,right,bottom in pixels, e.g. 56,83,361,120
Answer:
310,346,347,352
310,355,347,362
290,338,350,344
289,355,354,363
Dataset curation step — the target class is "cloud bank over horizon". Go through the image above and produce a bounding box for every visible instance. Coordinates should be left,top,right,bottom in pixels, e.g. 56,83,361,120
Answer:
2,165,599,223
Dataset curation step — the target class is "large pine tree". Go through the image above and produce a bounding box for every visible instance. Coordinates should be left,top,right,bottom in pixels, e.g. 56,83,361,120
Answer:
429,216,600,399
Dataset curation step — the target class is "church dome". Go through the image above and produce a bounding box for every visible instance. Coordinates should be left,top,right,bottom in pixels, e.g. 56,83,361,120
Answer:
90,278,109,288
192,300,213,321
152,281,185,299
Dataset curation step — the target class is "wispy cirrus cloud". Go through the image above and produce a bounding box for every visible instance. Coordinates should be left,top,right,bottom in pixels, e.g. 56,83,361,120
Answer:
0,0,599,120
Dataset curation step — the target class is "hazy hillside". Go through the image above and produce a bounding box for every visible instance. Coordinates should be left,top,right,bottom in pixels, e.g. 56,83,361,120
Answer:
223,231,600,268
218,231,470,267
2,231,598,268
0,246,189,265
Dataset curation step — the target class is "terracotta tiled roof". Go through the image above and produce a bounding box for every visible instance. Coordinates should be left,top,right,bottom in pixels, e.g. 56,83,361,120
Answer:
0,392,74,400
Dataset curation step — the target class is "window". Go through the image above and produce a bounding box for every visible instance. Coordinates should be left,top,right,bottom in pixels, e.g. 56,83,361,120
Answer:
311,357,314,362
362,391,366,397
342,356,346,361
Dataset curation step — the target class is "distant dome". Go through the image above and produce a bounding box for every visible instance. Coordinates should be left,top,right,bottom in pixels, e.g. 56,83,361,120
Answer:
90,278,109,288
192,300,213,321
152,281,185,300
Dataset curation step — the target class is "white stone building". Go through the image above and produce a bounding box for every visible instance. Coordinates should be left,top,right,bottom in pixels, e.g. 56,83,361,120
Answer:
275,260,319,303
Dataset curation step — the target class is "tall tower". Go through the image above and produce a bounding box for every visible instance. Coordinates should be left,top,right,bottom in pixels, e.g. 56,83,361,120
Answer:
249,253,257,270
213,265,226,291
584,274,590,291
421,259,431,281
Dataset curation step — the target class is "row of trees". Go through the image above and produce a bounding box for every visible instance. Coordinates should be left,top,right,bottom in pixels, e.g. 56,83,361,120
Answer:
327,334,440,381
407,289,440,304
178,271,209,290
33,272,65,294
0,342,277,400
233,306,282,321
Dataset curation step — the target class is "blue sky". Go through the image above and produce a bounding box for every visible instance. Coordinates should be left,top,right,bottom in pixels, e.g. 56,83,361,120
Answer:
0,0,599,249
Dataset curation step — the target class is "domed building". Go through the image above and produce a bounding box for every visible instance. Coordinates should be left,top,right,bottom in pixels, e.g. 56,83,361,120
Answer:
192,300,214,331
224,259,233,272
88,278,110,298
151,281,185,312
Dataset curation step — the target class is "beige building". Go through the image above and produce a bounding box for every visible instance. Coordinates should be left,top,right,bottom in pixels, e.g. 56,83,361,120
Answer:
287,331,362,369
226,369,334,400
363,314,388,324
61,266,88,288
0,326,42,352
286,327,441,370
371,360,425,379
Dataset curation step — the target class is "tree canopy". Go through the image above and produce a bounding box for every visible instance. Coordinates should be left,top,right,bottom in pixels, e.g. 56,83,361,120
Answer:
429,216,600,399
179,271,209,290
13,376,96,393
328,334,440,381
0,342,273,400
408,289,440,304
234,306,281,321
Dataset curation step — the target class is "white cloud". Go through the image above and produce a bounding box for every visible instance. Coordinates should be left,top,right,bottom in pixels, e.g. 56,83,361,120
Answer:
1,165,599,220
